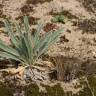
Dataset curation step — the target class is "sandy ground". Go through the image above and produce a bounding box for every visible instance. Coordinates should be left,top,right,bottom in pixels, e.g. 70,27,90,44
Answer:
0,0,96,73
0,0,96,95
0,0,96,74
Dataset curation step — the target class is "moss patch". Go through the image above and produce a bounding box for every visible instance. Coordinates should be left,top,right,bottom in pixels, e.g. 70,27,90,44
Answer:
25,83,70,96
24,76,96,96
24,84,46,96
26,0,52,5
74,75,96,96
0,75,96,96
87,75,96,95
0,82,13,96
44,83,65,96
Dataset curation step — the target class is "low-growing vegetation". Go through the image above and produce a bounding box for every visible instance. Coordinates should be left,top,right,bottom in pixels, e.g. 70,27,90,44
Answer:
51,14,68,24
0,0,96,96
0,16,63,67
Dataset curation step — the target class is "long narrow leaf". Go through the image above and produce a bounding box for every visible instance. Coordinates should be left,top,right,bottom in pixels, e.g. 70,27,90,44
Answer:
15,23,23,39
24,16,33,61
38,29,64,56
4,20,19,48
0,39,20,57
0,51,21,61
34,22,43,45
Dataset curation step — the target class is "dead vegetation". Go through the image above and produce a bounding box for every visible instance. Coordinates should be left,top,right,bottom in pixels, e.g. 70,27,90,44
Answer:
77,18,96,34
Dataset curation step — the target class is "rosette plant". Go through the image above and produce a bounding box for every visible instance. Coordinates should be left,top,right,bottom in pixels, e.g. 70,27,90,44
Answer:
0,16,63,67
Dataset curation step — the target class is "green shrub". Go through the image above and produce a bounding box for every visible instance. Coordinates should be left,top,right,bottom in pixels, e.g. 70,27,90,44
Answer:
0,16,63,66
51,15,68,24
